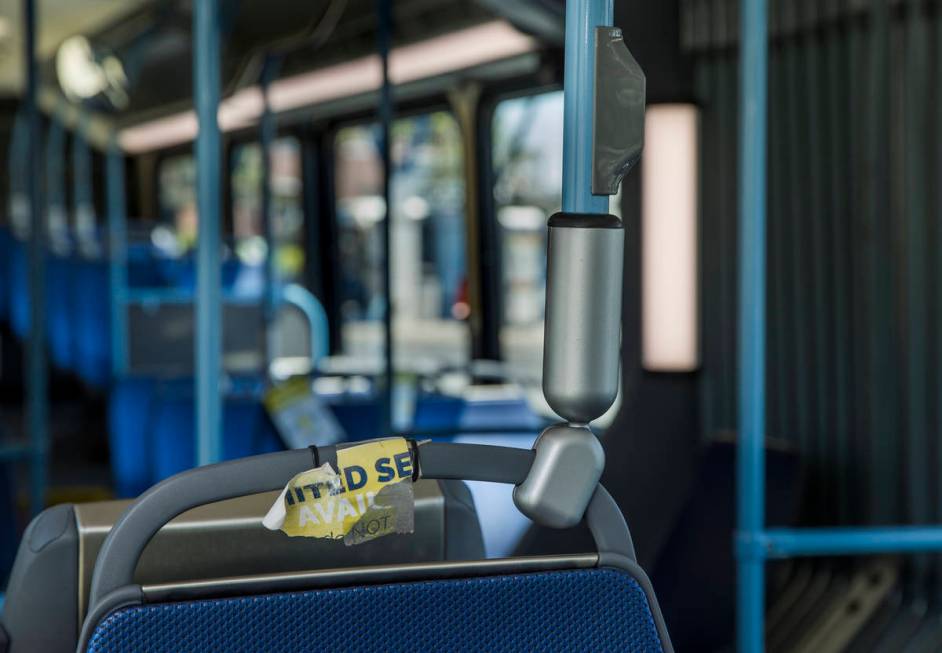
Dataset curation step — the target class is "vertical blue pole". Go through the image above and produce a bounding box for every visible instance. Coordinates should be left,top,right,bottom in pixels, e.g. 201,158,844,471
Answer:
194,0,222,466
561,0,612,215
73,117,95,247
260,58,278,327
23,0,47,517
736,0,768,651
107,140,129,377
45,117,66,247
376,0,394,435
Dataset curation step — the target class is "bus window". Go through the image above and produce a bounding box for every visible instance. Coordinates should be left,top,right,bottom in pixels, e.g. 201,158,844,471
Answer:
491,91,564,382
157,153,196,252
334,111,467,371
231,138,305,280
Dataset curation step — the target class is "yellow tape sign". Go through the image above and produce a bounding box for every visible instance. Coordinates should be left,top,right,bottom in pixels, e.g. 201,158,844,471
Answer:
263,438,415,545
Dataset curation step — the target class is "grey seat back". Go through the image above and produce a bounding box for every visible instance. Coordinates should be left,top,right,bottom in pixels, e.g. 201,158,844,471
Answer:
0,478,480,653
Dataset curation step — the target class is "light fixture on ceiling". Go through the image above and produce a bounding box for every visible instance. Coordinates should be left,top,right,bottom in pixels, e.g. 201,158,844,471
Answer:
56,34,128,108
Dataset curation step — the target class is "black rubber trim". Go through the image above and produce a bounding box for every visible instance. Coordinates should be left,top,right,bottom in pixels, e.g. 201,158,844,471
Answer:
547,212,623,229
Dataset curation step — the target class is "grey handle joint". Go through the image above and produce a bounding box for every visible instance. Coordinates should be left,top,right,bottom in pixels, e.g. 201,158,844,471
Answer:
513,423,605,529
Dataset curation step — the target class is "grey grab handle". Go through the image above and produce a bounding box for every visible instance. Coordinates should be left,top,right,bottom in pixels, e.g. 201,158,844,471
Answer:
87,442,634,611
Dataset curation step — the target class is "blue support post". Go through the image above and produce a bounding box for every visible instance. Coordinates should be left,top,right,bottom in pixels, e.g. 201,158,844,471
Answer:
376,0,395,435
259,56,280,366
561,0,612,215
45,116,66,248
194,0,223,466
73,117,96,249
107,139,129,377
23,0,47,517
735,0,768,651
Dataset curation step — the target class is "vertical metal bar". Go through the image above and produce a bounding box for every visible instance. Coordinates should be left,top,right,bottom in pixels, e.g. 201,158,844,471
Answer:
260,58,278,324
934,0,942,602
736,0,768,650
45,116,66,248
903,0,929,585
866,0,897,524
561,0,612,215
804,0,832,518
194,0,223,466
825,1,851,523
259,57,278,371
783,12,810,458
376,0,394,435
73,117,95,246
107,140,129,377
716,42,735,430
23,0,46,517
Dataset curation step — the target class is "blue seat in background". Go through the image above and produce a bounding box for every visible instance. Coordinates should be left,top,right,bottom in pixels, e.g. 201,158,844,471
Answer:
321,391,385,442
149,378,282,483
9,238,28,340
127,244,167,289
45,254,76,371
73,259,111,389
0,227,11,324
108,376,158,498
412,392,543,435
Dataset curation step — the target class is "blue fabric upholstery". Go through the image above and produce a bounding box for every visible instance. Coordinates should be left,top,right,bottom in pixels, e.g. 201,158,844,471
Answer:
46,255,75,371
85,568,664,653
109,377,158,498
413,393,543,434
73,259,112,388
150,379,282,482
9,239,28,340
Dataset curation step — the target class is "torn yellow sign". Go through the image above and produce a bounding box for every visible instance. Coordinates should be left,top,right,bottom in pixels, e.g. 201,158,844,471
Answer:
263,438,415,545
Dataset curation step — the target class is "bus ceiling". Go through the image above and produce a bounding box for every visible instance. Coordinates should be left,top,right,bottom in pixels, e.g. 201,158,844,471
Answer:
14,0,569,152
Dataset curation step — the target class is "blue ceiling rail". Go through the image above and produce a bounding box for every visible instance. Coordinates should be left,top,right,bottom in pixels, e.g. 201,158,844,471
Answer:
194,0,223,467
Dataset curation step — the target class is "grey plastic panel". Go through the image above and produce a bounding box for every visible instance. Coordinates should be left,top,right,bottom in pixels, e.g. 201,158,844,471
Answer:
74,479,457,620
0,505,78,653
127,303,265,376
88,443,635,611
87,449,316,610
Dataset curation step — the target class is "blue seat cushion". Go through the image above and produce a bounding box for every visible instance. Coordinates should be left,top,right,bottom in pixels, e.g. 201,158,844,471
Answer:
85,568,666,652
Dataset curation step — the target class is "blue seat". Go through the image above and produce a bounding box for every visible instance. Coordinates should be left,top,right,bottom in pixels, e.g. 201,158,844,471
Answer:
72,259,111,388
9,239,28,340
108,377,158,498
79,443,673,653
413,392,543,435
149,378,282,482
45,254,75,371
320,389,385,442
86,569,664,653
